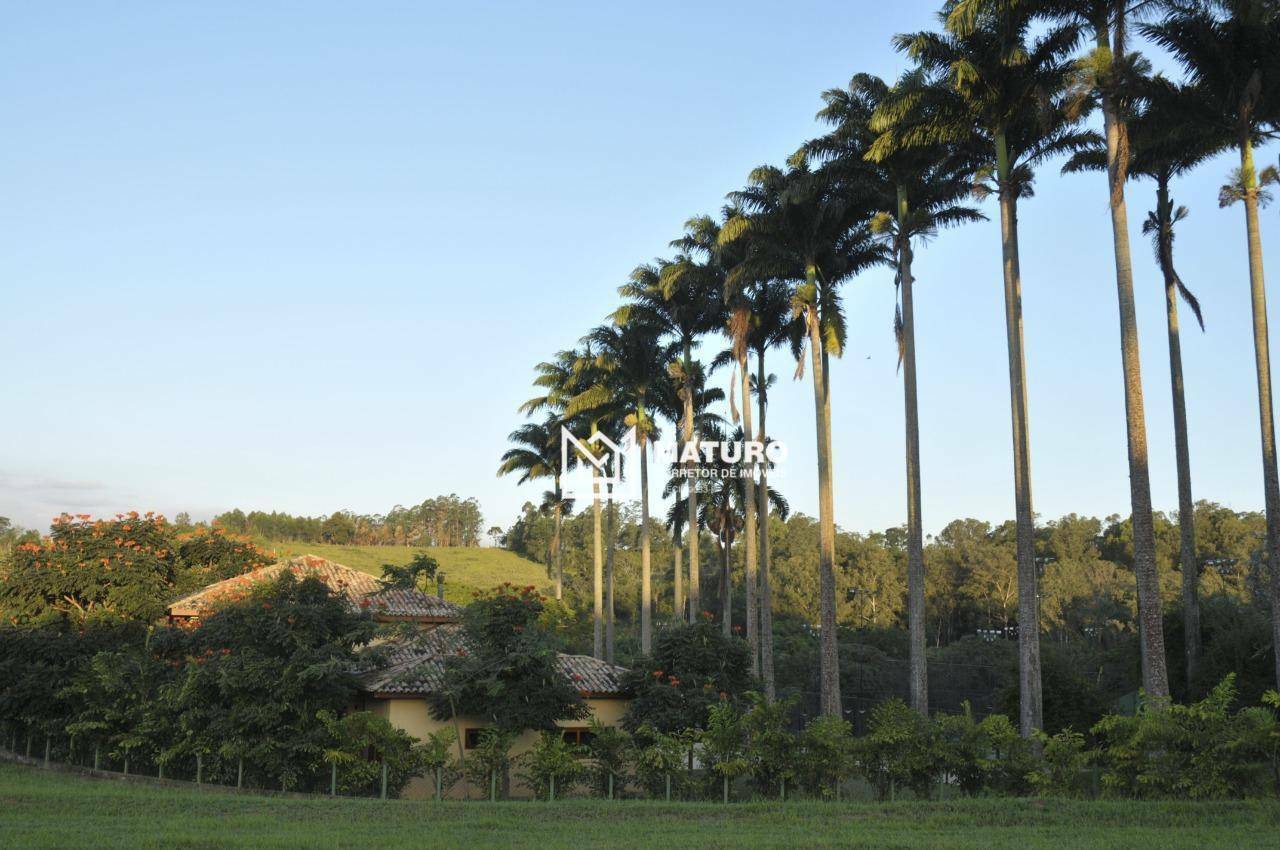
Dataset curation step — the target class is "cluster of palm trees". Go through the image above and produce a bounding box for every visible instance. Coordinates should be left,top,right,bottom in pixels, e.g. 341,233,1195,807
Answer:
500,0,1280,736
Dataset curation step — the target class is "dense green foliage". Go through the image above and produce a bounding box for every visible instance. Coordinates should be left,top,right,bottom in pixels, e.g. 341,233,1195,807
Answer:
0,574,426,795
428,585,588,732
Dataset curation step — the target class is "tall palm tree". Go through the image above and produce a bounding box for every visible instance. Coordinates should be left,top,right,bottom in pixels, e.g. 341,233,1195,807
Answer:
579,320,679,654
1064,75,1227,688
872,9,1092,733
723,162,885,717
655,353,727,624
496,416,568,601
526,347,609,659
1145,0,1280,692
697,424,791,637
629,251,725,622
746,280,795,698
812,70,984,716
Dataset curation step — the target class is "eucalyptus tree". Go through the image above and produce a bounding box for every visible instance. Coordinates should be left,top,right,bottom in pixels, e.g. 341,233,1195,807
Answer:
1064,75,1227,686
872,8,1094,733
626,249,725,621
722,161,884,717
1145,0,1280,691
497,416,569,601
811,70,983,715
526,346,609,659
578,320,680,654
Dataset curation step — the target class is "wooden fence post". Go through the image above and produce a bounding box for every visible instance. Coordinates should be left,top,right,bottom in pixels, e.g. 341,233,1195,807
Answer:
380,762,387,800
489,769,496,802
43,735,50,768
196,753,203,786
665,773,671,802
93,745,100,772
236,758,243,789
549,774,556,802
435,766,442,802
608,772,614,800
123,757,129,777
330,762,337,797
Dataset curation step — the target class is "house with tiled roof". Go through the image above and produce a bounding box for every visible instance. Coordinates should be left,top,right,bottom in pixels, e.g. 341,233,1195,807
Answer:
166,555,461,626
355,623,632,799
167,555,632,798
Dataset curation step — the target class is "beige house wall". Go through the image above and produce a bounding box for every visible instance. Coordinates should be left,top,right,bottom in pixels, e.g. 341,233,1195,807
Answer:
372,695,629,799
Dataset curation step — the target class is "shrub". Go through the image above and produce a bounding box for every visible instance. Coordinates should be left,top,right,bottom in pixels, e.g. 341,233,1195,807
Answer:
1028,728,1091,797
318,710,426,798
463,729,516,800
518,731,583,800
701,701,750,802
585,718,630,798
741,693,798,798
419,726,462,800
856,699,936,800
631,724,687,800
1092,675,1269,799
798,714,856,799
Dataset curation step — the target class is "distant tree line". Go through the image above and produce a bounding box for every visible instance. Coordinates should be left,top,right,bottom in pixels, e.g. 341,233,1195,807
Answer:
213,494,485,547
505,499,1279,714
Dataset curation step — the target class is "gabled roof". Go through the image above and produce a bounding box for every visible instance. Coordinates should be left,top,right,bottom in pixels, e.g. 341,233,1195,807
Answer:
167,555,461,622
357,624,631,699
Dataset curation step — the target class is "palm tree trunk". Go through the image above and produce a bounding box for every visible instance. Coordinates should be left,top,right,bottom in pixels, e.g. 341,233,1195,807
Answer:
592,465,604,660
720,536,732,636
1157,176,1199,688
606,496,617,665
1240,138,1280,692
739,356,759,676
806,265,841,718
674,538,684,625
552,479,564,602
898,187,928,717
639,403,653,654
1104,97,1170,701
996,133,1041,736
683,342,701,618
757,350,776,700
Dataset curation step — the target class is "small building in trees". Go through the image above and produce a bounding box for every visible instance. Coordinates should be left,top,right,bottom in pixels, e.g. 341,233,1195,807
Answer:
165,554,460,627
356,623,631,799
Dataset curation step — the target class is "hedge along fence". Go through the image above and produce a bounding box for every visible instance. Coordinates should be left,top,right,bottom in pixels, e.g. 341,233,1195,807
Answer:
5,676,1280,803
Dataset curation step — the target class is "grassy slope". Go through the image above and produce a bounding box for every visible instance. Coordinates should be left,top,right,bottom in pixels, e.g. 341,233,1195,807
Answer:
2,764,1279,850
260,542,549,602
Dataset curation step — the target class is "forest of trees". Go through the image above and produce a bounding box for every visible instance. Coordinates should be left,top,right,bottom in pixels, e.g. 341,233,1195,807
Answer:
212,495,485,547
505,498,1278,724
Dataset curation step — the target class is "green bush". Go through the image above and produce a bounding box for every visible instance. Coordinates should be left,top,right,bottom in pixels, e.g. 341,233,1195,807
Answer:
1029,728,1091,797
798,714,855,799
518,731,583,800
1092,675,1271,799
741,693,798,798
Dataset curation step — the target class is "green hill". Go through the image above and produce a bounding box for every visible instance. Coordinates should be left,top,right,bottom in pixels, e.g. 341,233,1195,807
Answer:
260,541,549,603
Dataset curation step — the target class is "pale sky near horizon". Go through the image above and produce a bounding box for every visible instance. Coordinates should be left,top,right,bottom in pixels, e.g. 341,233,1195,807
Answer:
1,1,1277,540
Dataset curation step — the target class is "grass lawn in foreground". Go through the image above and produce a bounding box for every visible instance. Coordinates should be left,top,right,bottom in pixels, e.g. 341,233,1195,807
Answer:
1,763,1278,849
260,542,550,601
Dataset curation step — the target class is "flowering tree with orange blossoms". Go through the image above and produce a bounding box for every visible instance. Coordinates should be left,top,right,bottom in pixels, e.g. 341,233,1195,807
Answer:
0,513,272,624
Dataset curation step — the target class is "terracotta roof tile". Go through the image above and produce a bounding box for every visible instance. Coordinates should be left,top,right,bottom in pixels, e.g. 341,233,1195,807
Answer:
358,626,630,698
167,555,461,622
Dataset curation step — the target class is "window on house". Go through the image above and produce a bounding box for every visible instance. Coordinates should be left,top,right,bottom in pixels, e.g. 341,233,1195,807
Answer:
561,727,595,747
464,728,488,750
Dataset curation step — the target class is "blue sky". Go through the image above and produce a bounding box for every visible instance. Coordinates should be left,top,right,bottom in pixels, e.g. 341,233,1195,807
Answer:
1,1,1275,539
